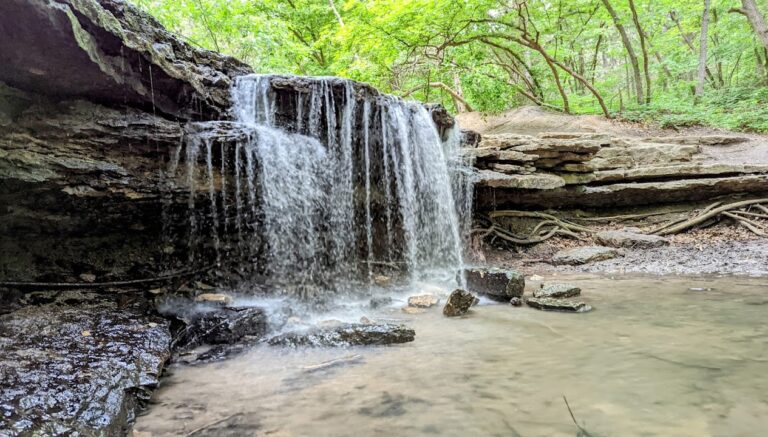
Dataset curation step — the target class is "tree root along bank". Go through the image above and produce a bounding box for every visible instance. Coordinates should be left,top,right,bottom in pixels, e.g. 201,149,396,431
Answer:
474,198,768,245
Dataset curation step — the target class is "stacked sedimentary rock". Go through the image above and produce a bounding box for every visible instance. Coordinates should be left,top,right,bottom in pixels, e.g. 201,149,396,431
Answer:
470,132,768,208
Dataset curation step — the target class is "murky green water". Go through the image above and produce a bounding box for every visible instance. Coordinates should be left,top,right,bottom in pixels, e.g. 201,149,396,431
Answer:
135,275,768,436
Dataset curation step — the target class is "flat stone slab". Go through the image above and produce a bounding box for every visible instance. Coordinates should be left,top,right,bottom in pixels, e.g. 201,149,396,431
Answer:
477,133,536,149
476,174,768,209
465,148,538,162
477,170,565,190
526,297,593,313
595,230,670,248
642,135,749,146
463,268,525,301
552,246,620,265
533,283,581,298
443,289,477,317
0,291,171,436
489,163,534,174
594,163,768,183
407,294,440,308
267,323,415,347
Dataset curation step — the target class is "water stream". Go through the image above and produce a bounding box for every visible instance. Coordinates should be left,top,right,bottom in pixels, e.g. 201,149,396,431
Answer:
135,275,768,436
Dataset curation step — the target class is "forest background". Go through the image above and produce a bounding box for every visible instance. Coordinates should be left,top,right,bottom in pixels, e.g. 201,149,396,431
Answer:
134,0,768,132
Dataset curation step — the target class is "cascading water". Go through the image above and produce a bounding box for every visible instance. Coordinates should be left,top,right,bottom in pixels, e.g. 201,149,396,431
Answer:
170,74,473,297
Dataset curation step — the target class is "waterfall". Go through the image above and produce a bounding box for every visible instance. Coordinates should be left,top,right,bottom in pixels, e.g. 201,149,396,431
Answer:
172,74,473,296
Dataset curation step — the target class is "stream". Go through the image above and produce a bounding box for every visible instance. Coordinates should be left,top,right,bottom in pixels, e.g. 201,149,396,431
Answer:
134,274,768,436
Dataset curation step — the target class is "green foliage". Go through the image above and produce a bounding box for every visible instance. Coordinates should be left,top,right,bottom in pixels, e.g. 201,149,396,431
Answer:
132,0,768,132
621,87,768,132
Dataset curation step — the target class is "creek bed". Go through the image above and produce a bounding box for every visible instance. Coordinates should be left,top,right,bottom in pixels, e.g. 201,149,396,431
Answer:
134,275,768,436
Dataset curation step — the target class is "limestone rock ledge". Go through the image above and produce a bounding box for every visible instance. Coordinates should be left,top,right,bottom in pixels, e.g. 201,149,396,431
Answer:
470,132,768,209
0,0,252,120
0,0,253,282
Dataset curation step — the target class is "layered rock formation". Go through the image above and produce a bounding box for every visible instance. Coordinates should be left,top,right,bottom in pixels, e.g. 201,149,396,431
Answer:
471,132,768,209
0,0,252,283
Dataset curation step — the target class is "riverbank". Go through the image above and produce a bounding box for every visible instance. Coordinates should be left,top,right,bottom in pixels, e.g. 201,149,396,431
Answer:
482,226,768,277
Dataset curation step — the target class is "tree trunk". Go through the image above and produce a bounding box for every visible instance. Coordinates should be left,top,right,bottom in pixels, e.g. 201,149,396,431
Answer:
628,0,652,103
671,10,719,87
735,0,768,51
696,0,711,98
451,73,469,113
601,0,644,104
328,0,344,27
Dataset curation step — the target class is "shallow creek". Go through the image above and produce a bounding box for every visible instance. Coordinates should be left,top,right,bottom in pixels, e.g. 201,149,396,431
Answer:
135,275,768,436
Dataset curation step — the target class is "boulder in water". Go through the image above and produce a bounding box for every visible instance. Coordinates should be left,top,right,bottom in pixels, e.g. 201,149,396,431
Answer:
185,307,267,346
463,268,525,301
533,283,581,299
370,296,393,309
267,323,415,347
551,246,620,265
407,294,440,308
526,297,592,313
443,289,476,317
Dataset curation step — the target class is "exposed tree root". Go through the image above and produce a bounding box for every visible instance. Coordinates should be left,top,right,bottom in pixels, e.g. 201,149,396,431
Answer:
474,198,768,246
653,198,768,236
0,265,216,291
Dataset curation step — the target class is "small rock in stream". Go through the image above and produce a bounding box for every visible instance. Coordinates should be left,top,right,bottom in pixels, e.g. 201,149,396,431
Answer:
370,296,393,309
463,268,525,301
443,289,476,317
267,323,415,347
533,283,582,298
526,297,593,313
318,319,344,328
509,297,523,307
194,293,233,305
401,306,426,314
407,294,440,308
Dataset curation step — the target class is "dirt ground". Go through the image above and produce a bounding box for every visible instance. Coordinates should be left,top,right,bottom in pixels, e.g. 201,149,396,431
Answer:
456,106,768,166
478,223,768,277
458,106,768,276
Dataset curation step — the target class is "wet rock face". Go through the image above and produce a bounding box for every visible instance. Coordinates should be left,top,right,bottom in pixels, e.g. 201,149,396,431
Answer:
267,324,415,347
443,289,476,317
0,0,251,120
0,0,255,283
463,268,525,301
186,307,268,345
0,290,172,436
0,95,194,282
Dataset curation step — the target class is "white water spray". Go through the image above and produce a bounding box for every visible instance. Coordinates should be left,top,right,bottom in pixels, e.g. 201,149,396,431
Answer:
172,75,473,296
